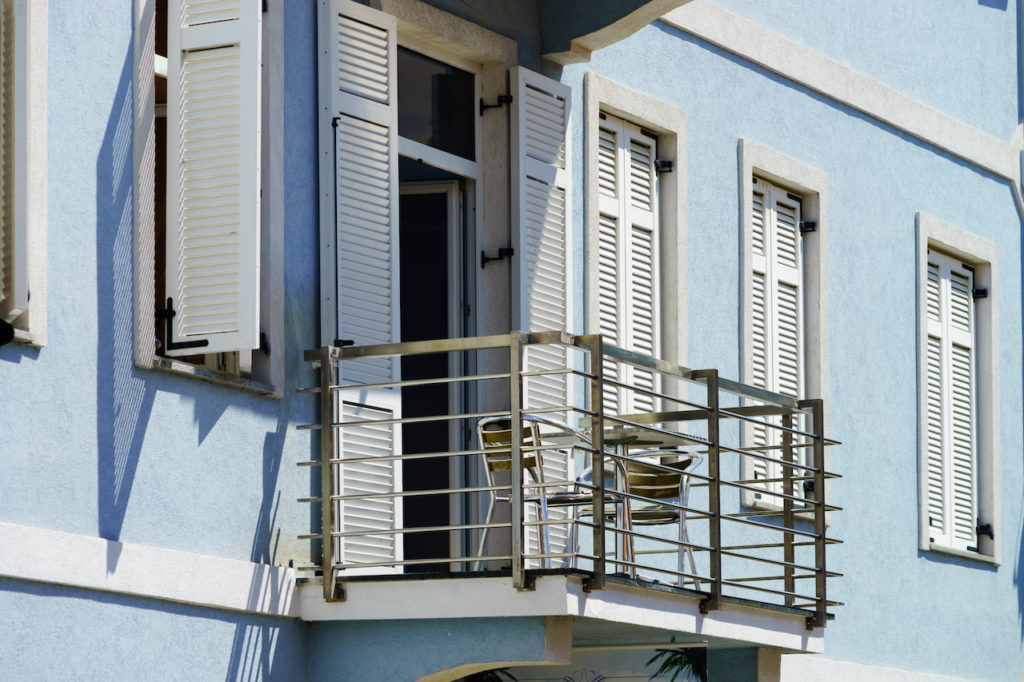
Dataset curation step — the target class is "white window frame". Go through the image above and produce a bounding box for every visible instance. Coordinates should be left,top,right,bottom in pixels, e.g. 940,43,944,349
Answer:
132,0,284,395
739,140,829,510
916,212,999,563
1,0,46,347
584,72,687,373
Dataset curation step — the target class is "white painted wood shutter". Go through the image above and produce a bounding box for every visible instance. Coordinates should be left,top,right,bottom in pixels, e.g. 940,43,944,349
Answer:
165,0,261,355
925,251,977,551
749,178,804,502
0,0,26,323
319,0,403,570
511,66,572,563
595,114,659,414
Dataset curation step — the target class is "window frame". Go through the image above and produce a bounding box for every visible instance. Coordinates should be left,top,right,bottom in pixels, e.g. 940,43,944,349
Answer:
739,140,829,510
584,72,687,373
916,212,999,563
132,0,284,395
2,0,46,347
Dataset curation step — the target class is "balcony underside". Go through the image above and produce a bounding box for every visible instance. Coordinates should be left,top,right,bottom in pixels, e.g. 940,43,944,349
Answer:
298,570,825,654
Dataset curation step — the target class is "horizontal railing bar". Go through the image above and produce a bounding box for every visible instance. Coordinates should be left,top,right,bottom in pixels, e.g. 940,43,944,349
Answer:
330,372,512,393
720,549,821,573
334,554,514,570
330,484,507,502
719,514,822,539
305,333,515,363
719,580,813,601
718,444,823,473
598,555,707,583
333,521,510,537
726,574,817,583
720,479,823,506
325,409,511,430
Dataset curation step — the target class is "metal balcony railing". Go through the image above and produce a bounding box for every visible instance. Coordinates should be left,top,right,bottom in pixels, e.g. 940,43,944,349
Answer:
297,331,842,629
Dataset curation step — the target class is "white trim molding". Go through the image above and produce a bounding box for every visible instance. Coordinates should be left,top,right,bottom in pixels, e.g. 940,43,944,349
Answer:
662,1,1018,186
916,213,1000,564
780,654,976,682
0,522,298,617
584,72,688,370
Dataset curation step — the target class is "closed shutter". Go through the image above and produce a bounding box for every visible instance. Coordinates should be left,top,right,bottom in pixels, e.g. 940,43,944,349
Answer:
926,251,977,551
593,114,659,414
320,0,403,569
748,178,803,502
165,0,261,355
512,66,572,563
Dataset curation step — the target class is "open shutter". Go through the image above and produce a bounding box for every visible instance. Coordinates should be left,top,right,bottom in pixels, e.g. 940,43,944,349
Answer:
319,0,402,570
165,0,261,355
512,66,572,563
926,252,977,551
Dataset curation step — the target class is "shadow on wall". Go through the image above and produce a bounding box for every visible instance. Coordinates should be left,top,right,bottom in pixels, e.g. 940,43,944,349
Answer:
95,46,156,557
1017,224,1024,642
224,415,292,682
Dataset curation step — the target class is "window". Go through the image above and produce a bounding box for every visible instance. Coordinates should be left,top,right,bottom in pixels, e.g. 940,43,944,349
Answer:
0,0,46,347
584,73,687,410
739,141,828,509
917,213,999,561
135,0,280,391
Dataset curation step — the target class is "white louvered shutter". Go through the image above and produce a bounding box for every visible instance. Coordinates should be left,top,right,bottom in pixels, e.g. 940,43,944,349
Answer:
512,66,572,563
320,0,403,570
594,114,660,415
926,251,977,551
748,178,803,502
165,0,261,355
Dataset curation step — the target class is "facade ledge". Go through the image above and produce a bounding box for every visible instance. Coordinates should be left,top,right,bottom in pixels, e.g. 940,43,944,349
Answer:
297,573,824,653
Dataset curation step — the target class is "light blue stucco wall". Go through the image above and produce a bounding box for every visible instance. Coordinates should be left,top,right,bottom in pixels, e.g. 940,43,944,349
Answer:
0,0,318,564
0,578,309,680
711,0,1021,140
563,19,1024,681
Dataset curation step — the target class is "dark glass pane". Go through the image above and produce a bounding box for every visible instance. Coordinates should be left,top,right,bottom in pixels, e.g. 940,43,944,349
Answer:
398,47,475,161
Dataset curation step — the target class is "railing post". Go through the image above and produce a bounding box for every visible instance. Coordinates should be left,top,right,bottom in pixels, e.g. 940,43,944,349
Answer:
320,345,340,601
800,398,827,629
782,412,795,607
509,332,526,590
586,334,605,591
695,369,722,614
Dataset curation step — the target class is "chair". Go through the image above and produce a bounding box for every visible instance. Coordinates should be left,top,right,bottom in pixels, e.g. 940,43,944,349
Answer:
475,414,597,570
619,452,703,588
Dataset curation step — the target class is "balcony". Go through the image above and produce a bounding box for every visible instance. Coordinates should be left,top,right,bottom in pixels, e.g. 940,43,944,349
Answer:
297,331,840,638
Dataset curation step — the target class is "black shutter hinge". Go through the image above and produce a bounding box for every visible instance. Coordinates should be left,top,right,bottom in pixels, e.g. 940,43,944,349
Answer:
972,287,988,300
479,94,513,116
799,221,817,234
977,520,994,540
259,332,270,356
655,159,673,174
481,246,514,268
333,339,355,348
157,297,210,354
